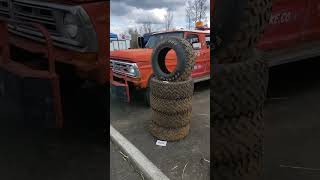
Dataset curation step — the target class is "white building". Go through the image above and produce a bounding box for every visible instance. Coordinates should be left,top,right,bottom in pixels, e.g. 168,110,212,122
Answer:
110,33,131,51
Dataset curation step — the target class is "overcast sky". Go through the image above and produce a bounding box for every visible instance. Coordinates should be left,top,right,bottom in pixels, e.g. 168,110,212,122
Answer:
110,0,210,35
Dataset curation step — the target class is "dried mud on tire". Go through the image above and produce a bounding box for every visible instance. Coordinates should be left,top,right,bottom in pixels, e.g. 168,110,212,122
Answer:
151,37,195,82
151,109,191,128
212,59,268,120
213,154,263,180
149,121,190,141
214,0,272,64
213,110,264,163
150,95,192,114
150,78,194,100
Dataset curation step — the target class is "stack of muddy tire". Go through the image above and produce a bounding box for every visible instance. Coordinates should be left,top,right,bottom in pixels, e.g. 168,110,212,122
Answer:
149,37,195,141
213,0,272,179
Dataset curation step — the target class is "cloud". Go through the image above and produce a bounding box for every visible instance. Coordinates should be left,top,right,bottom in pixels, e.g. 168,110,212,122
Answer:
134,8,167,24
110,0,210,34
111,0,185,10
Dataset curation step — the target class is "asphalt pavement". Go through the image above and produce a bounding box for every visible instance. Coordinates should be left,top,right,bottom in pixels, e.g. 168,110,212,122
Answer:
110,81,210,180
110,141,142,180
264,57,320,180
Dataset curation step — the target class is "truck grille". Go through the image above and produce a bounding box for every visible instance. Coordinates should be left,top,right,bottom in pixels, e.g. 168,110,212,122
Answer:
0,0,86,51
0,0,9,18
110,60,139,77
12,1,58,34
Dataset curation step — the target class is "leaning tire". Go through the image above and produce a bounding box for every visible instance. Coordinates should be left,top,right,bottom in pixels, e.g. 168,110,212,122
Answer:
149,121,190,141
213,0,272,64
152,37,195,82
212,58,268,120
152,109,191,128
150,95,192,114
150,77,194,100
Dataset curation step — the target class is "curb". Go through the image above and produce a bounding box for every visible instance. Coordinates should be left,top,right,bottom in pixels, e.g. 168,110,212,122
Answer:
110,125,170,180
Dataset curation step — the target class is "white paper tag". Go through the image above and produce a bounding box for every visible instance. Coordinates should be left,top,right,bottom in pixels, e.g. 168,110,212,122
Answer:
156,140,167,146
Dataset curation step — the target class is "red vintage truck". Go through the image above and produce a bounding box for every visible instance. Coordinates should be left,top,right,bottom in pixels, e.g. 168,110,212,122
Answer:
110,0,320,105
213,0,320,66
110,28,210,105
0,0,108,128
258,0,320,66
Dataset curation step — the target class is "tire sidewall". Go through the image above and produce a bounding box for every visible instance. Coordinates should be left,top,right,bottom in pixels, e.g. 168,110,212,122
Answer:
152,38,187,80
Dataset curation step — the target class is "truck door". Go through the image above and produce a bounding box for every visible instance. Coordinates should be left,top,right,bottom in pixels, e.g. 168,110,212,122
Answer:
185,32,209,79
302,0,320,41
257,0,308,51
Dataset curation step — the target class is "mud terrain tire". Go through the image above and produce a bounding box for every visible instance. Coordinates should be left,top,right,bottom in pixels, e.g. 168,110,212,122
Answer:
213,110,264,163
151,109,191,128
214,0,272,64
213,153,263,180
152,37,195,82
149,121,190,141
150,95,192,114
150,77,194,100
212,59,268,120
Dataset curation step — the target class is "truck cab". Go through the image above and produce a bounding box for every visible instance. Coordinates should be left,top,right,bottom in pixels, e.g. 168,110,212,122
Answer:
110,29,210,104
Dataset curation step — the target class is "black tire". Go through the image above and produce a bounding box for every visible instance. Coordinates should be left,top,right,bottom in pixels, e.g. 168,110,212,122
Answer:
212,58,269,120
144,87,151,106
213,153,263,180
151,109,191,128
152,37,195,82
150,77,194,100
213,0,272,64
149,121,190,141
150,95,192,114
212,110,264,163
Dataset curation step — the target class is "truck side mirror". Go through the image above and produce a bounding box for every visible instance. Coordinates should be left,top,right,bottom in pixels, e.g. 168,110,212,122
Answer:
138,36,144,48
192,42,201,49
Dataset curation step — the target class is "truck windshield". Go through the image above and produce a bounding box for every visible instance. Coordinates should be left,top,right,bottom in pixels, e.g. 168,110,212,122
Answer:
145,32,184,48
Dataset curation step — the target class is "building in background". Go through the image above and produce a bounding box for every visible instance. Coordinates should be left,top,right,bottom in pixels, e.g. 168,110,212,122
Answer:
110,33,131,51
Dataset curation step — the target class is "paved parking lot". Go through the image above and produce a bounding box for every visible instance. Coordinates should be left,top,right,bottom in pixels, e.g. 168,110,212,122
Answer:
264,57,320,180
111,81,210,180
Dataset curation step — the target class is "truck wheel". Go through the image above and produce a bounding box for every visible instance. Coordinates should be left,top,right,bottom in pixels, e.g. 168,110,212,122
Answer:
150,95,192,114
214,0,272,64
151,109,191,128
149,121,190,141
213,58,268,119
150,77,194,100
152,37,195,82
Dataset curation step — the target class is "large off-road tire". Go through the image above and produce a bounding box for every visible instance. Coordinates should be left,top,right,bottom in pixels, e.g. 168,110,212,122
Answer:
213,110,264,163
151,109,191,128
150,95,192,114
213,153,263,180
149,121,190,141
150,77,194,100
213,0,272,64
212,58,268,120
152,37,195,82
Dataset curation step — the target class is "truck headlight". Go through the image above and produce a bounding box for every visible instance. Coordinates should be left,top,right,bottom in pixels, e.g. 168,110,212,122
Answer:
128,64,140,77
63,13,79,38
56,6,99,52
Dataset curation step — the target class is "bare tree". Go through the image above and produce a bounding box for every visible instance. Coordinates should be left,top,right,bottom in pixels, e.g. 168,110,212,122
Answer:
185,0,208,28
186,0,194,29
164,8,174,30
197,0,208,22
128,28,140,49
139,21,152,35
